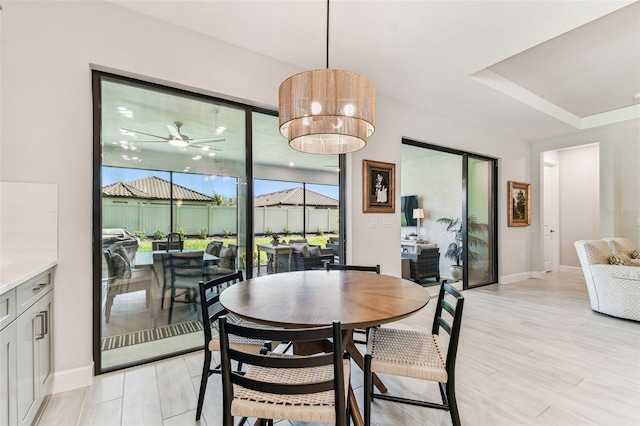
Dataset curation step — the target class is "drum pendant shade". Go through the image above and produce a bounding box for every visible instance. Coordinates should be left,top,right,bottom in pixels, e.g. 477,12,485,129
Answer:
279,68,376,154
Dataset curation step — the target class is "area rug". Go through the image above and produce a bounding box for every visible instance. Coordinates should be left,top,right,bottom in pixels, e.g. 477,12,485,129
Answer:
102,320,203,351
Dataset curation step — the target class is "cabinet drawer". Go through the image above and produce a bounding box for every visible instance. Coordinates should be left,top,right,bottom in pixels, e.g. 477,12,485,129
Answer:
16,272,51,316
0,288,16,331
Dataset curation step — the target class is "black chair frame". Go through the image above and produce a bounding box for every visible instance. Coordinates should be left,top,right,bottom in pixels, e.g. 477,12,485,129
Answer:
166,251,205,324
195,271,245,421
219,318,349,426
364,280,464,426
326,263,381,344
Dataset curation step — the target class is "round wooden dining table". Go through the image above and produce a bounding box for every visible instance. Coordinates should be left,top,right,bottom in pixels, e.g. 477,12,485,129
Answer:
219,269,431,426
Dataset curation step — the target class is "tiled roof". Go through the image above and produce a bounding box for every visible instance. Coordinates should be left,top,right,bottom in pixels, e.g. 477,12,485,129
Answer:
102,176,213,201
254,187,338,207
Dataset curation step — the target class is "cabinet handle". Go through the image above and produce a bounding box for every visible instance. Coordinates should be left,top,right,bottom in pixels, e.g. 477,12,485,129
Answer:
35,313,46,340
41,310,49,335
32,282,48,292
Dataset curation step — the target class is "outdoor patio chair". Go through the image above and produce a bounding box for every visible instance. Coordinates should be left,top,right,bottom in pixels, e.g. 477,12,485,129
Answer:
166,251,205,324
364,280,464,426
103,244,153,324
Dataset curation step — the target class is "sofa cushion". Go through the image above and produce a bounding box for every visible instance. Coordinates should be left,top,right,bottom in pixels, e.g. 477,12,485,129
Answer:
109,252,132,279
218,245,237,269
300,245,322,258
632,249,640,259
609,255,626,266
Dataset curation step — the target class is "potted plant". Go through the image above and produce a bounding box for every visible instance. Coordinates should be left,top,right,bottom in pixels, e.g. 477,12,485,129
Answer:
436,216,489,280
271,234,281,246
408,232,418,240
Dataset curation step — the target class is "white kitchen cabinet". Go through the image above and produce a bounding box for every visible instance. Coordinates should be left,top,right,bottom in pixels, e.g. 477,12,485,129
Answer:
1,320,18,426
0,269,53,426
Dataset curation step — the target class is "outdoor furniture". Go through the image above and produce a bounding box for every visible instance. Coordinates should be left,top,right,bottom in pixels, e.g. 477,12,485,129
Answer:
574,239,640,321
166,251,205,324
402,243,440,283
219,269,430,426
364,281,465,426
218,318,350,426
205,240,224,256
256,243,293,275
103,244,153,324
102,228,139,264
204,244,238,278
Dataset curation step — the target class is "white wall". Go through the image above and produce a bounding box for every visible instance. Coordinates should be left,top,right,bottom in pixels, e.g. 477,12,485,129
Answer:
531,124,640,273
1,1,533,390
558,145,600,267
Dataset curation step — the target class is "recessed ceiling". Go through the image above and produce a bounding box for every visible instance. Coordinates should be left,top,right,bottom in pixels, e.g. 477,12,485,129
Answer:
106,0,639,143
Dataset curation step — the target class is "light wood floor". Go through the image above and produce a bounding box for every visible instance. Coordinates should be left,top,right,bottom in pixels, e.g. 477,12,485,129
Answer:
37,272,640,426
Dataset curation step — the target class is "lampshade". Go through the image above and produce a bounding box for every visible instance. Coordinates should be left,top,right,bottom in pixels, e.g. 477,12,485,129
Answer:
279,69,376,154
413,208,425,219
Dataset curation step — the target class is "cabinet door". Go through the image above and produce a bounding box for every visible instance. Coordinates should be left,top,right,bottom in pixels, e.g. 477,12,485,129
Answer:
16,302,40,426
0,321,18,426
37,291,53,396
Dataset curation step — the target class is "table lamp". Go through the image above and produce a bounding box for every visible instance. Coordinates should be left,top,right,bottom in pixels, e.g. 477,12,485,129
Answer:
413,208,424,237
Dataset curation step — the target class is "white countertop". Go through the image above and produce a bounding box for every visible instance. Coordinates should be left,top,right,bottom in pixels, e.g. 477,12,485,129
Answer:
0,256,58,295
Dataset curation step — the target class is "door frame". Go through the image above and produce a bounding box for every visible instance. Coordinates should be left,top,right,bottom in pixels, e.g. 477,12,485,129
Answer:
402,139,498,289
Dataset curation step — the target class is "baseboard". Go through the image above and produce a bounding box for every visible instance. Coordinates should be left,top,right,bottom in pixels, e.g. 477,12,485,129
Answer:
52,362,94,394
531,270,546,279
499,271,532,284
559,265,583,274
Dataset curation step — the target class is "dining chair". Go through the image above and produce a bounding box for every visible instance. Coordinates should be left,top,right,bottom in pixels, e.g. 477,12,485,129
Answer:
166,251,205,324
157,232,183,252
196,271,282,421
326,263,381,344
364,280,464,426
218,317,350,426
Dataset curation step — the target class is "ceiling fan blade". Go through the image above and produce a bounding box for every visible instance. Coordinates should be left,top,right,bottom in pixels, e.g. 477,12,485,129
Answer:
190,137,226,144
191,145,222,151
167,124,184,141
120,128,167,140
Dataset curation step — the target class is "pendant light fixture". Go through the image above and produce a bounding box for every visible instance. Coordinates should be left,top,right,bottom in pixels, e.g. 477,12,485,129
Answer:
278,0,376,154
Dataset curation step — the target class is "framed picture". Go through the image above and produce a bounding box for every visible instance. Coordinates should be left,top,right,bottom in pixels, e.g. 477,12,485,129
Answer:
508,181,531,227
363,160,395,213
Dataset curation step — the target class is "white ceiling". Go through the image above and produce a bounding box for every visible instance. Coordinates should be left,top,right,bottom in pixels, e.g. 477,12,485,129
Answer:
107,0,640,144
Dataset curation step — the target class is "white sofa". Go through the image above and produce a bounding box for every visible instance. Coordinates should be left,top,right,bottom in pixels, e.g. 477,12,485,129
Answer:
574,239,640,321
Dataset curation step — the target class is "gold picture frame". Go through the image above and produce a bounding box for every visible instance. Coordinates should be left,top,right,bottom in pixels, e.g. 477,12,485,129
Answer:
363,160,395,213
508,181,531,226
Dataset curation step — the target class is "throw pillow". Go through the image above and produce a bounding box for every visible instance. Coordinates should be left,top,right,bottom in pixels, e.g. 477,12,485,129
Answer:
309,246,322,257
206,241,222,256
300,244,311,258
113,245,131,267
218,246,236,270
109,252,132,279
609,255,626,266
632,249,640,259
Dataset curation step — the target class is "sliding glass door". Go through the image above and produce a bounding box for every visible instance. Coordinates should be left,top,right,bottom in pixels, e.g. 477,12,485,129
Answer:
466,156,497,288
402,140,497,289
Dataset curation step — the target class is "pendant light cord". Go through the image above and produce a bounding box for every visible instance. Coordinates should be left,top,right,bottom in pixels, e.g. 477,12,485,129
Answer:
326,0,330,69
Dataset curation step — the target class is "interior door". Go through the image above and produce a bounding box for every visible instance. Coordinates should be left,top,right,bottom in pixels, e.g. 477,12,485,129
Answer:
543,164,558,272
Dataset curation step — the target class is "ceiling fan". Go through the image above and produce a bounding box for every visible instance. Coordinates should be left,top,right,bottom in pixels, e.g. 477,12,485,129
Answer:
121,121,225,152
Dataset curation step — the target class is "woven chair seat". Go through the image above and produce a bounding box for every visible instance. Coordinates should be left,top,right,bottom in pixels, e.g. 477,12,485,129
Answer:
367,327,447,382
231,359,350,424
209,318,281,353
